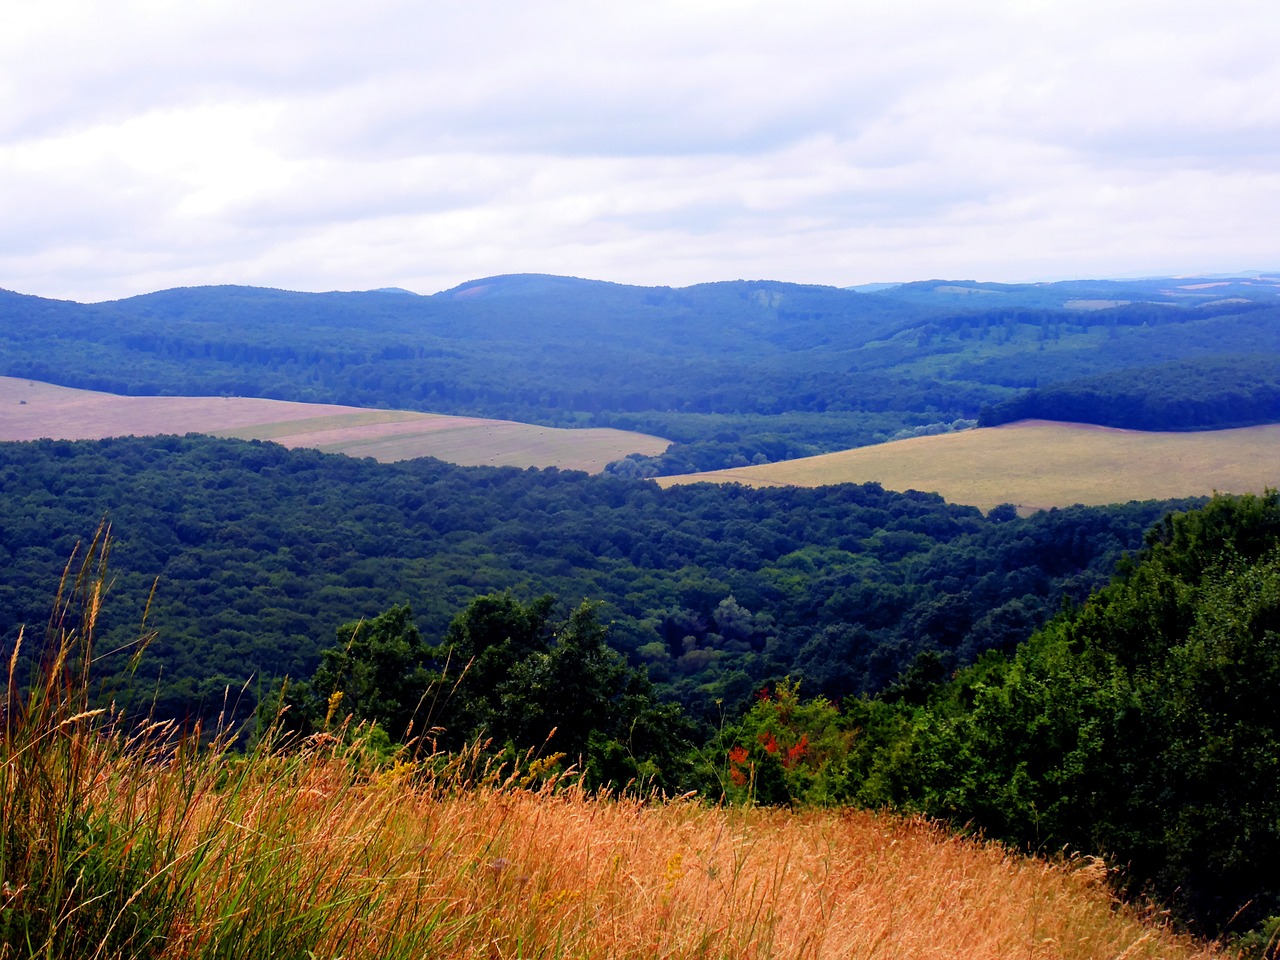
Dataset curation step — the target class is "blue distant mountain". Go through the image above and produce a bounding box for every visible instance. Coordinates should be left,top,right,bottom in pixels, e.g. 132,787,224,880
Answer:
2,272,1278,473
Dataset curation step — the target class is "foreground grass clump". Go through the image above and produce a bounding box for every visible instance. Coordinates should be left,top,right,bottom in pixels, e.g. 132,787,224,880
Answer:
2,537,1229,959
4,752,1232,960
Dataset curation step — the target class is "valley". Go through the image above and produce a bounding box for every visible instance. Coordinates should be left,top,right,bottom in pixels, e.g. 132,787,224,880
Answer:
8,376,1278,516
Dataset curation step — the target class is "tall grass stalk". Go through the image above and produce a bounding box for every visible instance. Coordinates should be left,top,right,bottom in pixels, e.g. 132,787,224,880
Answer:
1,524,178,959
1,534,1233,958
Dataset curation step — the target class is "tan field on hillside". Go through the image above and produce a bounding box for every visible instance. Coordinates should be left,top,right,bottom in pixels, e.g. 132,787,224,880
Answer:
0,377,669,472
660,420,1280,513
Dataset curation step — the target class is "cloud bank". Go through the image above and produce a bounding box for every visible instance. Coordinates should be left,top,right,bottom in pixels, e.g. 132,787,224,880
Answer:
2,0,1277,301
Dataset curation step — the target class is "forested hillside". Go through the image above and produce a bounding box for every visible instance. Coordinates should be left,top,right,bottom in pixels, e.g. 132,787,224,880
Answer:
0,435,1194,730
890,491,1280,937
979,355,1280,430
3,274,1279,473
707,492,1280,944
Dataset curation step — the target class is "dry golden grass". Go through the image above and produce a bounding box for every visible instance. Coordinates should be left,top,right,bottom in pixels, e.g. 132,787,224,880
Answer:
659,420,1280,514
0,376,669,473
1,529,1230,960
131,755,1223,960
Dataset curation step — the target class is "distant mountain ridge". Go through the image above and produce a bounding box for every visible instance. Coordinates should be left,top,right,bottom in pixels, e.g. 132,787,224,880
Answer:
8,269,1280,309
3,272,1279,474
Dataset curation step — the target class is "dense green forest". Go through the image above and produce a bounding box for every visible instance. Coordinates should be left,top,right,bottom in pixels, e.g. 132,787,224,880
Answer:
893,491,1280,938
3,273,1279,472
979,355,1280,430
276,595,696,791
263,482,1280,946
0,435,1194,730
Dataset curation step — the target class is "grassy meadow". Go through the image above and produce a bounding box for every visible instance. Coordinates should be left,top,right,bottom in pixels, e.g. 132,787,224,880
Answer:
660,420,1280,513
8,732,1228,960
0,377,669,473
1,535,1232,960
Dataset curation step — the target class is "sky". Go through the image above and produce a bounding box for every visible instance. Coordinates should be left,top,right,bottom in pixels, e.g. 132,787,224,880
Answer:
1,0,1278,303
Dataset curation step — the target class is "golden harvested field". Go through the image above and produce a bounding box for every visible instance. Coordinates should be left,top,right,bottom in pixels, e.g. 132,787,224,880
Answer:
0,377,669,473
660,419,1280,513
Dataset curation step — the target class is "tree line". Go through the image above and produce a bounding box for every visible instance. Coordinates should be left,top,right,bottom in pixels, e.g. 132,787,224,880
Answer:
979,355,1280,431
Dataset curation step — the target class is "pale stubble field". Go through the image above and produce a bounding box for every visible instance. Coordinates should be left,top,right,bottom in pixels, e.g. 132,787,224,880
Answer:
6,377,1278,512
0,377,670,473
660,419,1280,513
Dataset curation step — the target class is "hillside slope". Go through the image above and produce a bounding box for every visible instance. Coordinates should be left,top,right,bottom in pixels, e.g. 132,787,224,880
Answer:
659,420,1280,513
0,434,1191,727
4,274,1280,473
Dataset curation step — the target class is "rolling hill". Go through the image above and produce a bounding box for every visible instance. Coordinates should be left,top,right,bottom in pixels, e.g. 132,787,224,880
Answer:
0,377,669,472
659,419,1280,513
4,274,1280,475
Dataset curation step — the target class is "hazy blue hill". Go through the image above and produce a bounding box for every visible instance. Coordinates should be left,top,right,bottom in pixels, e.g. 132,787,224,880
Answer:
96,275,921,352
3,273,1278,470
1,287,97,329
900,300,1280,386
102,284,444,332
869,274,1280,310
430,275,923,353
438,273,623,299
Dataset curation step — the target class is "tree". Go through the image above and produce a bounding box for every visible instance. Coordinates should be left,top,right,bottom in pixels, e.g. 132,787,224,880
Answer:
431,594,695,789
431,592,556,746
719,680,858,806
886,493,1280,938
284,604,433,741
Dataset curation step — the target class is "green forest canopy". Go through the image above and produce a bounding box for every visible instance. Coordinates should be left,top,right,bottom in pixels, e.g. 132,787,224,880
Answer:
0,435,1196,729
688,493,1280,942
4,439,1280,944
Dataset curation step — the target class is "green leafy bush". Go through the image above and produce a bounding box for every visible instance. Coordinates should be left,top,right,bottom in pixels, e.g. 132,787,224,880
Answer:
888,492,1280,938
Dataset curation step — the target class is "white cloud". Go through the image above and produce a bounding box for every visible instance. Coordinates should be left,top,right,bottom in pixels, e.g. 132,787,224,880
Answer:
0,0,1277,301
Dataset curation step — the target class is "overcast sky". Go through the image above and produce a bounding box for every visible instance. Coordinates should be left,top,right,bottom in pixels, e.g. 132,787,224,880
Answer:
2,1,1277,302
